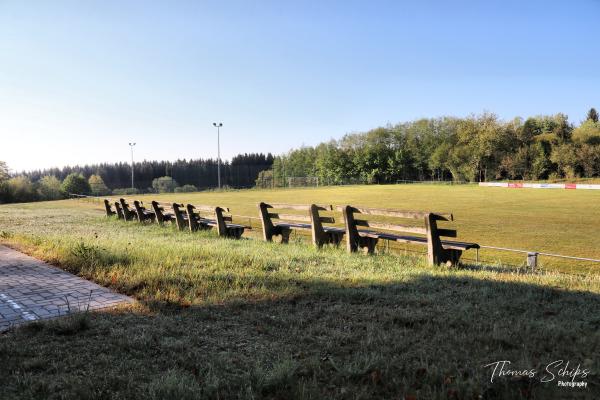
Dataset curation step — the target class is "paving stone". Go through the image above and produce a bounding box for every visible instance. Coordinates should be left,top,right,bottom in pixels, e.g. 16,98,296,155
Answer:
0,245,133,331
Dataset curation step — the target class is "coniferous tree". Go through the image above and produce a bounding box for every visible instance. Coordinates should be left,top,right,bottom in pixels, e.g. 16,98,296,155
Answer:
587,107,599,123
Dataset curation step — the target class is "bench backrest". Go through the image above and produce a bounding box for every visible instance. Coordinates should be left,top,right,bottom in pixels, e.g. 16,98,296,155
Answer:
151,201,174,223
171,203,188,230
339,205,455,264
114,201,125,220
186,204,232,236
258,202,336,245
119,198,137,221
104,199,116,217
133,200,155,221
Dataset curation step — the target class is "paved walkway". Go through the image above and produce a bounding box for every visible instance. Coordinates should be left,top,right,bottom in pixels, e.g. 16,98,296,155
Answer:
0,245,133,331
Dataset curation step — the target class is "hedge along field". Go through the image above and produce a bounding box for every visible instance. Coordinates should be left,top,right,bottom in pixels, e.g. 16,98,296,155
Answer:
124,183,600,274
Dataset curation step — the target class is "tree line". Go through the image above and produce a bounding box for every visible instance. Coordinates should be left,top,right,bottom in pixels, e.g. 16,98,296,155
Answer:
3,108,600,203
0,153,273,203
260,108,600,186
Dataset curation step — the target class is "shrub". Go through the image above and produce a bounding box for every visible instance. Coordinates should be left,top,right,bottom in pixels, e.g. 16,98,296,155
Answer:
6,176,37,202
255,169,274,188
152,176,179,193
174,184,197,193
37,176,64,200
88,174,110,196
112,188,139,195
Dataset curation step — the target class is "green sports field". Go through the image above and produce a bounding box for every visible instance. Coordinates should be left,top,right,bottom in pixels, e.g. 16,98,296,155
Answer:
4,183,599,273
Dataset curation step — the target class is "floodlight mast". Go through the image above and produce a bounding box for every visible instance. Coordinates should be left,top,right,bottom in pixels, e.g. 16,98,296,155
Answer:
128,142,136,189
212,123,223,189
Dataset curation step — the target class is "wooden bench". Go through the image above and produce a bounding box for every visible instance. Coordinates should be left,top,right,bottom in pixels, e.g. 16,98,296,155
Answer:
186,204,248,238
114,201,125,220
339,205,479,265
119,198,138,221
151,201,176,225
104,199,116,217
171,203,190,231
258,202,345,247
133,200,156,223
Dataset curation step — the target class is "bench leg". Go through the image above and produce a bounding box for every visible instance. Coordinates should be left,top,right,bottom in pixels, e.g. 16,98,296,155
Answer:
176,218,190,231
331,232,344,246
226,227,244,239
442,249,463,266
321,232,344,247
280,228,291,244
365,238,378,254
357,237,378,254
200,223,213,231
265,226,290,243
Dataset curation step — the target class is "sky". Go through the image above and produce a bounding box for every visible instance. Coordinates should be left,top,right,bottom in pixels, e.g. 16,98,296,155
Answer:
1,1,599,172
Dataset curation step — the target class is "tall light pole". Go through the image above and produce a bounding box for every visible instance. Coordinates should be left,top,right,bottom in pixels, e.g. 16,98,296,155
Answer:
212,122,223,189
128,142,136,189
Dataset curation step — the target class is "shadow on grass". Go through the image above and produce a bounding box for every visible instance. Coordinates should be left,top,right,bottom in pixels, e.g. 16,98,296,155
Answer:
1,274,599,400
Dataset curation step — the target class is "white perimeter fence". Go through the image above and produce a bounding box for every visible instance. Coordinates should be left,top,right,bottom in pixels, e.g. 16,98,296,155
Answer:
479,182,600,190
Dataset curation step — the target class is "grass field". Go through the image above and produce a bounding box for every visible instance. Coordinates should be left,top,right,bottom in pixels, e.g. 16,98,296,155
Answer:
125,184,600,274
0,185,599,399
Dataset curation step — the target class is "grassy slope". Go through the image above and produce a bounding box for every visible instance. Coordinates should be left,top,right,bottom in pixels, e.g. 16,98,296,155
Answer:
141,184,600,273
0,201,599,399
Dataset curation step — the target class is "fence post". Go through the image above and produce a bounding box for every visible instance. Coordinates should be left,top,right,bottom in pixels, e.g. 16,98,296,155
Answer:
527,252,538,270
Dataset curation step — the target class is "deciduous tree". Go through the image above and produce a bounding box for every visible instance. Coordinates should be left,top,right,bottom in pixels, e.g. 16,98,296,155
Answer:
61,173,91,195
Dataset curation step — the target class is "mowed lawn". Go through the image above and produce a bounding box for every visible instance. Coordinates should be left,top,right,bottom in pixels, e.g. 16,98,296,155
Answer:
138,184,600,274
0,196,599,399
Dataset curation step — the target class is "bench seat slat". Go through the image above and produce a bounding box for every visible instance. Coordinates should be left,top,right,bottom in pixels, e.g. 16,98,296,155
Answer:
357,229,478,250
227,223,249,229
274,221,312,230
441,241,479,250
323,226,345,234
272,223,343,233
193,217,216,225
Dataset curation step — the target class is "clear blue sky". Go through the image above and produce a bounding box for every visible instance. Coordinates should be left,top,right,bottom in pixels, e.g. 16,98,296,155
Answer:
1,1,599,172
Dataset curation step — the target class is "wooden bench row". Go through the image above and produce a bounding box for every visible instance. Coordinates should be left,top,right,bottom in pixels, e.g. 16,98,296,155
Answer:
104,198,479,266
258,202,479,266
104,199,247,238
